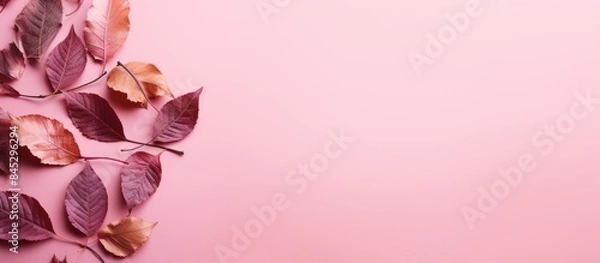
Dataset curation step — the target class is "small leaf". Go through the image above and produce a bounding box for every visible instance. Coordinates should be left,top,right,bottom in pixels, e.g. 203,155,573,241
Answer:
107,61,173,108
65,161,108,236
0,42,25,81
15,0,63,60
51,255,67,263
121,152,162,210
64,92,126,142
11,114,81,165
0,84,20,97
84,0,130,62
98,217,157,257
46,26,87,91
153,88,203,143
0,108,10,176
0,191,55,241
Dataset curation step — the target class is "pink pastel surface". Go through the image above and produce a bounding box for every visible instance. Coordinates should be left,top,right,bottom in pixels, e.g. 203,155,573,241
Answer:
1,0,600,262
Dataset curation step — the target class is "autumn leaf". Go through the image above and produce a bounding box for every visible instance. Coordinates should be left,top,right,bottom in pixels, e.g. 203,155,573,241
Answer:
153,88,203,143
0,192,55,241
84,0,130,63
0,0,12,13
51,255,67,263
65,161,108,236
11,114,81,165
0,84,20,97
0,108,10,176
46,26,87,91
98,217,157,257
64,92,126,142
0,42,25,81
121,152,162,210
15,0,63,60
107,61,173,108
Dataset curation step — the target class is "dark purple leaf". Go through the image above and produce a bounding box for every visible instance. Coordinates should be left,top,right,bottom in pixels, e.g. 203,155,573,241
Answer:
0,42,25,81
51,255,67,263
0,0,11,13
65,161,108,236
0,108,10,176
121,152,162,210
0,84,20,97
0,191,55,241
64,92,126,142
152,88,202,143
15,0,63,60
46,26,87,91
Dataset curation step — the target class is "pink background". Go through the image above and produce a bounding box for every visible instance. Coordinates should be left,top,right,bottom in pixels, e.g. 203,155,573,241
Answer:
2,0,600,262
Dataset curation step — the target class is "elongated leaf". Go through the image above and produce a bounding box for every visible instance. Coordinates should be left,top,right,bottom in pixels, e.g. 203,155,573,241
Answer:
46,26,87,91
98,217,157,257
0,191,55,241
84,0,130,62
107,62,173,108
65,161,108,236
51,255,67,263
0,0,11,13
11,114,81,165
0,42,25,81
153,88,203,143
64,92,126,142
0,84,20,97
0,108,10,176
121,152,162,210
15,0,63,60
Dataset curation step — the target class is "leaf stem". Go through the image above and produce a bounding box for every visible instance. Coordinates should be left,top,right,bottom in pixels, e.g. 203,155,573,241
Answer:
66,0,83,16
81,156,129,164
18,72,108,99
53,234,105,263
117,61,160,112
123,139,184,156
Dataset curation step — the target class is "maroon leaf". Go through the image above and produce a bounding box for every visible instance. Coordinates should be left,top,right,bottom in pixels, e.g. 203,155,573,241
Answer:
51,255,67,263
0,108,10,176
15,0,63,60
0,0,11,13
0,191,55,241
46,26,87,91
65,161,108,236
152,88,203,143
0,84,20,97
0,42,25,81
64,92,126,142
121,152,162,210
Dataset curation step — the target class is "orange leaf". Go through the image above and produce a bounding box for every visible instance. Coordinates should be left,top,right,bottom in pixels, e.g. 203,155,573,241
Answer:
11,114,81,165
98,217,157,257
107,61,173,108
83,0,130,63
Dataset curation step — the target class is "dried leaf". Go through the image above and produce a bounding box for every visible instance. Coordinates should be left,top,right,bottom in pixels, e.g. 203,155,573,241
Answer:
64,92,126,142
46,26,87,91
107,62,173,108
121,152,162,210
153,88,203,143
0,191,55,241
0,42,25,81
0,0,11,13
0,108,10,176
84,0,130,62
65,161,108,236
15,0,63,60
51,255,67,263
0,84,20,97
11,114,81,165
98,217,157,257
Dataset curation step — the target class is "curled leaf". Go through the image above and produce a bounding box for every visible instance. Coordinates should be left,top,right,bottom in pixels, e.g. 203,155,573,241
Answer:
0,84,20,97
107,61,173,108
46,26,87,91
51,255,67,263
65,161,108,236
98,217,157,257
121,152,162,210
0,42,25,81
11,114,81,165
0,191,55,241
84,0,130,62
0,108,10,176
153,88,203,143
64,92,126,142
15,0,63,60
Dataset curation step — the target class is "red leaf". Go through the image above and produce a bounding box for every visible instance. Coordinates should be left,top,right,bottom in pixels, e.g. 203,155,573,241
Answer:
0,191,55,241
0,84,20,97
0,108,10,176
65,161,108,237
121,152,162,210
0,42,25,81
46,26,87,91
64,92,126,142
0,0,11,13
84,0,130,62
153,88,203,143
51,255,67,263
15,0,63,60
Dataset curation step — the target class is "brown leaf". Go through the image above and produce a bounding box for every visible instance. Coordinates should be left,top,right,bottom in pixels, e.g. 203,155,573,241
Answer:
51,255,67,263
98,217,157,257
0,42,25,81
107,62,173,108
11,114,81,165
84,0,130,62
15,0,63,60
